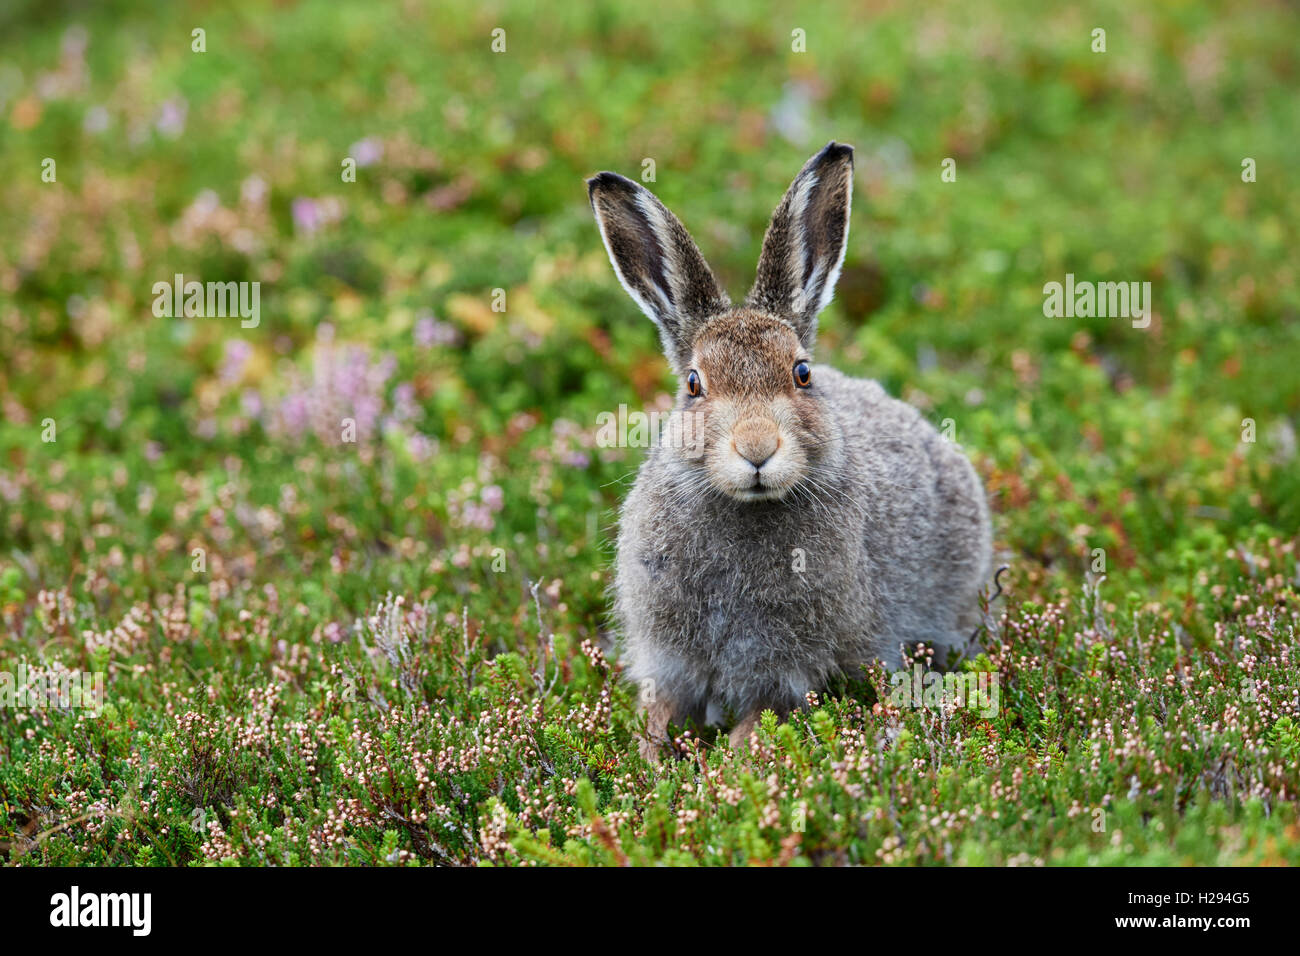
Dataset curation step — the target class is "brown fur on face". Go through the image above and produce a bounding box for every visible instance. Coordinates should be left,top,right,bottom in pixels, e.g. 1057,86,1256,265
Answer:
672,308,836,501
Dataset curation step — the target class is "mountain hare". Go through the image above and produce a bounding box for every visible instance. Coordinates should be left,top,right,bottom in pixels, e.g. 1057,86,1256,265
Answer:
587,143,993,759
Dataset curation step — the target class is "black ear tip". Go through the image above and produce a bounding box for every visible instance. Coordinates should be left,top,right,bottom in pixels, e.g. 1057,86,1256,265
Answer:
820,141,855,163
587,170,638,201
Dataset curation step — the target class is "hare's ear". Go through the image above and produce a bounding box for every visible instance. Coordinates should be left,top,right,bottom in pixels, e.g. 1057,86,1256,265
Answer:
746,142,854,348
587,172,730,374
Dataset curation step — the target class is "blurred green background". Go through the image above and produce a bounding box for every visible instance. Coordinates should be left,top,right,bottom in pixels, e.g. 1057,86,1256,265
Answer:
2,0,1296,609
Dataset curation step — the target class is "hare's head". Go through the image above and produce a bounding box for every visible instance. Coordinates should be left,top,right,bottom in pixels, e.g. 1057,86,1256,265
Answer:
588,142,854,502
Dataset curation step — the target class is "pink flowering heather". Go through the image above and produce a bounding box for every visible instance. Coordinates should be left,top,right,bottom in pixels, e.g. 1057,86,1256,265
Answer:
413,312,461,349
154,96,188,139
263,328,399,446
447,480,505,532
349,136,384,167
219,339,253,385
291,196,344,236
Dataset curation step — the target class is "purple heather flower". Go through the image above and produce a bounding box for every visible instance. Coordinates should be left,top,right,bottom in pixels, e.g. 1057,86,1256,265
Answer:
262,339,404,447
220,339,253,384
292,197,323,235
481,484,504,511
413,313,461,349
155,97,188,139
406,432,436,462
240,389,262,419
350,137,384,167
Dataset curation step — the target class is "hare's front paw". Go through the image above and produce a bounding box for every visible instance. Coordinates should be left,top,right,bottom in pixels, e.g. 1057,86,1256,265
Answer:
638,696,677,764
728,712,761,751
638,734,666,764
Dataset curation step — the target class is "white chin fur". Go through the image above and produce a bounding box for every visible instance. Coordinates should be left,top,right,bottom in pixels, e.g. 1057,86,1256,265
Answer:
711,454,800,502
727,485,790,502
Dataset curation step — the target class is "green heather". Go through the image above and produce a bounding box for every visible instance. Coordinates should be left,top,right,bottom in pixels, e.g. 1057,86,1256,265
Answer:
0,0,1297,865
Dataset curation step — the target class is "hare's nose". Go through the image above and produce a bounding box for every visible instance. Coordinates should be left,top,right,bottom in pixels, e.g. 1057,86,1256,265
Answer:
732,421,780,470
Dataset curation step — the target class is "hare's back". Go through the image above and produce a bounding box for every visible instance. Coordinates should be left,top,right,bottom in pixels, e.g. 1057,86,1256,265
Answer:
819,364,992,658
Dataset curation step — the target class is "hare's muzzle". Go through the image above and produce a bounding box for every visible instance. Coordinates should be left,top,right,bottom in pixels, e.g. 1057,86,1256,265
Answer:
731,418,781,471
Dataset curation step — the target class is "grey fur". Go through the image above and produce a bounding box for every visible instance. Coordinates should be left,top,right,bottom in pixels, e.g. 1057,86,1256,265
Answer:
588,143,993,748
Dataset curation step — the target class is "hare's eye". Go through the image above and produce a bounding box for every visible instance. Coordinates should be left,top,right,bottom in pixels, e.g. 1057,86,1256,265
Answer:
793,361,812,388
686,370,702,397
